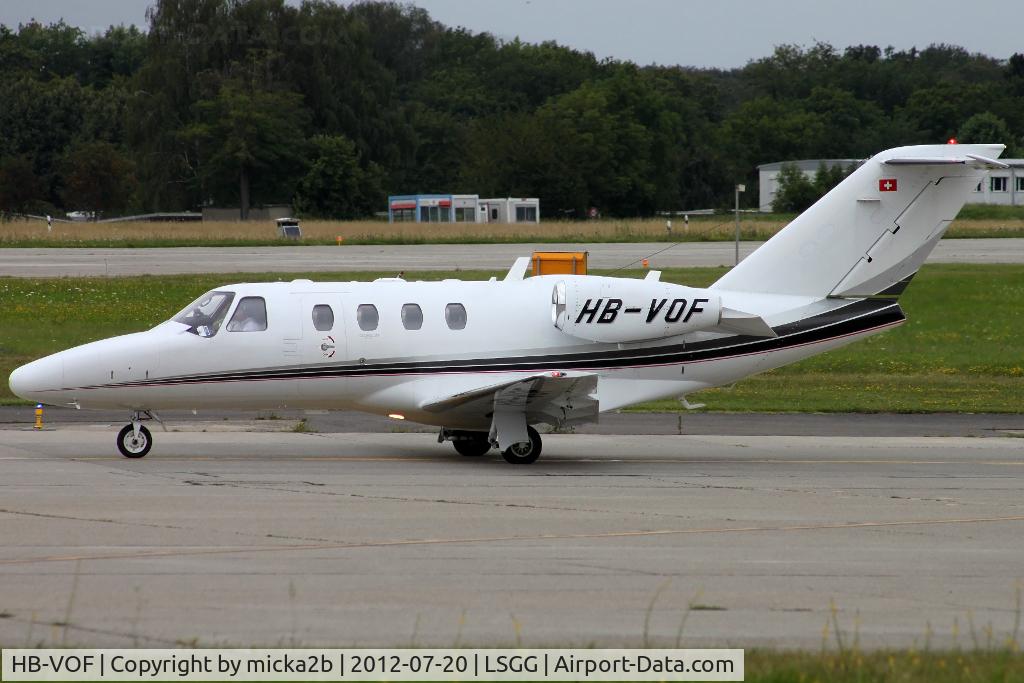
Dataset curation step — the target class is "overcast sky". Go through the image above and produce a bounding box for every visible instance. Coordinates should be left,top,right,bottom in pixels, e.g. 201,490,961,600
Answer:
2,0,1020,69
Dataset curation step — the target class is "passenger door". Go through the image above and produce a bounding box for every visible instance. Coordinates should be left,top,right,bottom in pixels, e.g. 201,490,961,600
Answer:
295,294,346,366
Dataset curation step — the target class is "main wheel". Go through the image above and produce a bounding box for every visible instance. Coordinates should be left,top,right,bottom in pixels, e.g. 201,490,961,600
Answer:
453,433,491,457
502,425,542,465
117,424,152,458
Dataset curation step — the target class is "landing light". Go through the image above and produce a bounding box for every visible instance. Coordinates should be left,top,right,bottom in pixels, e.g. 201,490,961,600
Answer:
388,413,406,420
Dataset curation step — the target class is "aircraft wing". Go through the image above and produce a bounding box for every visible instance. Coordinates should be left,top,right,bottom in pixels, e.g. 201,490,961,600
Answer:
420,372,599,428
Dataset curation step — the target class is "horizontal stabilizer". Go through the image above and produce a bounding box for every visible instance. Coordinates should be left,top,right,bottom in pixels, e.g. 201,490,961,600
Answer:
710,308,777,338
884,154,1009,169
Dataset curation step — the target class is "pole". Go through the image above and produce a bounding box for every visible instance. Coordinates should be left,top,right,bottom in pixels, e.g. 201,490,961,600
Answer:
734,186,740,266
733,183,745,266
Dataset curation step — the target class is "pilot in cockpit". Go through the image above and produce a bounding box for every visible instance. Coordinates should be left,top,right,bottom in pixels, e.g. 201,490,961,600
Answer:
226,297,267,332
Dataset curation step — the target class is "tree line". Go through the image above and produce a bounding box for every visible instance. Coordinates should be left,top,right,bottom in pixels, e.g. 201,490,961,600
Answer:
1,0,1023,220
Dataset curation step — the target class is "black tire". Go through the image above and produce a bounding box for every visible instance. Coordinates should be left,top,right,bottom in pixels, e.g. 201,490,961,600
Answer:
453,434,491,457
502,425,542,465
117,424,152,458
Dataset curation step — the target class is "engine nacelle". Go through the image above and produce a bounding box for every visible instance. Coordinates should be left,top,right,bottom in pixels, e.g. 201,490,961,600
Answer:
552,277,723,343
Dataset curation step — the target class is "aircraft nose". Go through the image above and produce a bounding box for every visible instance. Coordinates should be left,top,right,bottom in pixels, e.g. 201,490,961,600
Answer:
9,355,64,402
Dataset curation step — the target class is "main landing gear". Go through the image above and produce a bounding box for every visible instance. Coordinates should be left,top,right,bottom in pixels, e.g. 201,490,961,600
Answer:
116,410,161,458
500,425,542,465
439,426,543,464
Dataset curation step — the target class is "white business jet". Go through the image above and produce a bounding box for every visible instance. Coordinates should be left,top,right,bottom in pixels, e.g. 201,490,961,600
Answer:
9,144,1005,463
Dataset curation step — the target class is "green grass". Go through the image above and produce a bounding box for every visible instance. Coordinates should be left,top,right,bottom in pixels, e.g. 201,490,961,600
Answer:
745,649,1022,682
958,203,1024,220
1,264,1022,411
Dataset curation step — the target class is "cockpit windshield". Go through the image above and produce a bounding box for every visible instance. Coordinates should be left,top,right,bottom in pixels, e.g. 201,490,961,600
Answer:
171,290,235,337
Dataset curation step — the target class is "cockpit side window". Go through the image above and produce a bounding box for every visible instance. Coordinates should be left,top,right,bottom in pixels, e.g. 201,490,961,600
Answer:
172,290,235,338
227,296,268,332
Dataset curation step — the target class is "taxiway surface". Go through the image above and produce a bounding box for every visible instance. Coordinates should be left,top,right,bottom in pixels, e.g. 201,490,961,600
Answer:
1,425,1022,649
2,238,1023,277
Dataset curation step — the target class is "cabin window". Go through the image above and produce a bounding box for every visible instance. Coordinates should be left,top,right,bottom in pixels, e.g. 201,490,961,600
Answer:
226,297,267,332
402,303,423,330
312,304,334,331
357,304,379,331
172,290,235,337
445,303,467,330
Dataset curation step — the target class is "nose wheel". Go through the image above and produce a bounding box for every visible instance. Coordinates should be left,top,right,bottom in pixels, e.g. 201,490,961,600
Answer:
117,423,152,458
116,410,161,458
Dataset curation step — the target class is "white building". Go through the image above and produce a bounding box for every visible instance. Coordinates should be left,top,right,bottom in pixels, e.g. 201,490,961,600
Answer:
967,160,1024,205
759,156,1024,211
388,194,540,223
478,197,539,224
757,159,861,212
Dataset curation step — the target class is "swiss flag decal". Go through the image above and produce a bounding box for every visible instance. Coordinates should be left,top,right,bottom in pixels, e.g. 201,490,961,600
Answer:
879,178,898,192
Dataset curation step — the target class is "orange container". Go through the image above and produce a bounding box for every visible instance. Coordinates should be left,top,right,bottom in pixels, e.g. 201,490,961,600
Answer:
531,251,588,276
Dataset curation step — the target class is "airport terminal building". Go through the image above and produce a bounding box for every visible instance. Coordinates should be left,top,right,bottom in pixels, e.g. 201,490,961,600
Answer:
388,194,540,224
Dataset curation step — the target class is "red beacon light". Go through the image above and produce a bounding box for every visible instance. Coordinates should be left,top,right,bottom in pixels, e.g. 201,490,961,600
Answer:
947,137,958,144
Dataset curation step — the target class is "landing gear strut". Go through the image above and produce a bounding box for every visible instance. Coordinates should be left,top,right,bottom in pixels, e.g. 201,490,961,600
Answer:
116,410,160,458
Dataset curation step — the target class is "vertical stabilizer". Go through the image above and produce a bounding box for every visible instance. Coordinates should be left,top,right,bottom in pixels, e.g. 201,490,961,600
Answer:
712,144,1005,298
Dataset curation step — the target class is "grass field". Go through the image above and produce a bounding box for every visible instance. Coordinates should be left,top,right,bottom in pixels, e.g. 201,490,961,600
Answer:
2,211,1023,247
1,263,1021,411
743,649,1022,682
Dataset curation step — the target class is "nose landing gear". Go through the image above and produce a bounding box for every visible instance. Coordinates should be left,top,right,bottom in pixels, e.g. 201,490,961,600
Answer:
117,423,152,458
116,410,162,458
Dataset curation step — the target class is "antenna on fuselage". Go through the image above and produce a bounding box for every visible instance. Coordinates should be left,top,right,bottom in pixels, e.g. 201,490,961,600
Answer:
503,257,531,281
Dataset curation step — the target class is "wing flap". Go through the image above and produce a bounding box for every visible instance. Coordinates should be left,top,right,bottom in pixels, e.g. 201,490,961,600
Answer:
421,371,599,427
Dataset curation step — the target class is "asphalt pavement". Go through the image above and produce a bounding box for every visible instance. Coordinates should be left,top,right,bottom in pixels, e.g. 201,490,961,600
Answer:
1,418,1023,649
1,238,1022,277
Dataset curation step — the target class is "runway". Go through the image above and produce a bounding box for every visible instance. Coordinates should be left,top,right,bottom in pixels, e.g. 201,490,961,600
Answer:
2,423,1023,649
2,237,1023,277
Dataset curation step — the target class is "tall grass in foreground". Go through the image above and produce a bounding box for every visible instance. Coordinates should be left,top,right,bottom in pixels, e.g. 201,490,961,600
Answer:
2,214,1023,246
